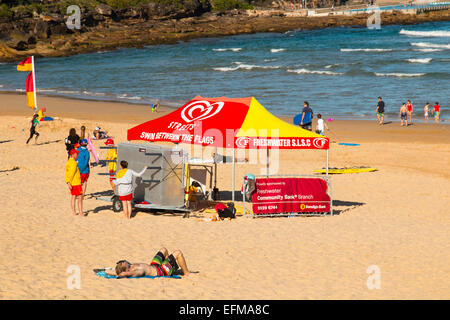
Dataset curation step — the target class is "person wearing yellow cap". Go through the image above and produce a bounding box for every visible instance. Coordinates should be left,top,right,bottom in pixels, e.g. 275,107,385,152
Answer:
65,148,84,217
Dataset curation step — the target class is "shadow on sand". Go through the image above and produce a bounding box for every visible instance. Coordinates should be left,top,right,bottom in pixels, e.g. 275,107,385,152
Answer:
35,139,61,146
332,200,365,215
0,166,19,174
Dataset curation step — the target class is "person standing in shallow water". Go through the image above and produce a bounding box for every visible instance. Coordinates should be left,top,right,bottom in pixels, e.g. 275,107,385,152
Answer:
376,96,385,125
406,100,414,124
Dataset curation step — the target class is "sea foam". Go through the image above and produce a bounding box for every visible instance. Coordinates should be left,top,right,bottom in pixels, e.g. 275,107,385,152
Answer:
341,48,392,52
407,58,432,64
213,48,242,52
287,68,343,76
214,62,280,72
374,72,425,77
411,42,450,49
400,30,450,37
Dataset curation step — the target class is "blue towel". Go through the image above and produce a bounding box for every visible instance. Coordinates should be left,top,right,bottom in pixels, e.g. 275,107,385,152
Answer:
339,143,360,146
95,270,181,279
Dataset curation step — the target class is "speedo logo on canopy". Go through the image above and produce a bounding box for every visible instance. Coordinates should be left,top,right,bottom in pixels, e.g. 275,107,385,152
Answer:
181,100,225,123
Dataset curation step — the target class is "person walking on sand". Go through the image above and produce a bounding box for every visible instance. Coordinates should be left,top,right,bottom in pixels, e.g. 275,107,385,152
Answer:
26,114,40,145
406,100,414,124
65,148,84,217
432,102,440,123
151,102,159,113
300,101,314,131
77,139,90,195
376,97,385,125
97,247,195,278
424,102,430,122
113,160,147,219
400,103,408,127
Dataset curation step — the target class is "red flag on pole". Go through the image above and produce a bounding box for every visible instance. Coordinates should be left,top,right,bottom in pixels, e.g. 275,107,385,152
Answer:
17,57,33,72
26,72,35,108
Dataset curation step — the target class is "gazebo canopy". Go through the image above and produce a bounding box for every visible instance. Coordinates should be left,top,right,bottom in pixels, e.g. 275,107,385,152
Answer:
127,96,329,150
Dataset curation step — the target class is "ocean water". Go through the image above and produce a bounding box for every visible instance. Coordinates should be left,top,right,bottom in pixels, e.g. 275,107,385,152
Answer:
0,21,448,121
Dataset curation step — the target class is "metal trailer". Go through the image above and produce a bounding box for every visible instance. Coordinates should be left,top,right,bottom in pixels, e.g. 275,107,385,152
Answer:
96,142,191,214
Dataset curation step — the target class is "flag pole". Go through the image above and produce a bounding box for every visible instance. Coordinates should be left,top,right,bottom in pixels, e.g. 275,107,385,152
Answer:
31,56,38,112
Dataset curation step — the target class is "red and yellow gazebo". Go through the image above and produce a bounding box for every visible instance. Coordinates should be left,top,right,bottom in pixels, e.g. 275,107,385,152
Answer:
127,96,330,201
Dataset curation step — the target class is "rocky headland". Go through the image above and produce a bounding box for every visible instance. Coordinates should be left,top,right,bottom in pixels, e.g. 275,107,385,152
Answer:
0,0,449,62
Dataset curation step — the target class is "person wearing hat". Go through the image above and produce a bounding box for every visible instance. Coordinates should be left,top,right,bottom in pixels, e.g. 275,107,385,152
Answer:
77,139,91,194
65,148,84,217
105,138,117,194
93,126,108,139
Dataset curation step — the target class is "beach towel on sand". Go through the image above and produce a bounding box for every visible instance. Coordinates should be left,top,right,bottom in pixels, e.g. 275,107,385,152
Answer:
95,270,181,279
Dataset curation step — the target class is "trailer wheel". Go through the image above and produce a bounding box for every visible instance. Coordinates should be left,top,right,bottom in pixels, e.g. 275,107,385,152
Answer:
112,197,123,212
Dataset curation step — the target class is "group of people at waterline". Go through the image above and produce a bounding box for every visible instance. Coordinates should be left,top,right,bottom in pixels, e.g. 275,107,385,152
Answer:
376,97,441,126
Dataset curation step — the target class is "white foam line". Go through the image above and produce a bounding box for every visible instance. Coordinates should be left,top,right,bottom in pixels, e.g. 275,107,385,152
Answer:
341,48,392,52
400,29,450,37
287,68,344,76
411,42,450,49
374,72,425,77
407,58,432,64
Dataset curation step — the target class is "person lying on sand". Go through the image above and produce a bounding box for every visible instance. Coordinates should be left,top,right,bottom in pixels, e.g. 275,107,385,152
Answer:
95,247,195,278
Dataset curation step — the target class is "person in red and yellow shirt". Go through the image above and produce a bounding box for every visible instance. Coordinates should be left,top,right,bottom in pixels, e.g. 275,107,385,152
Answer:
65,148,84,217
432,102,440,123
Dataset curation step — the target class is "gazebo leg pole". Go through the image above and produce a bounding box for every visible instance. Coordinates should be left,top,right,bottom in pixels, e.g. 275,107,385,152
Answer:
232,148,235,203
266,148,269,177
326,149,329,177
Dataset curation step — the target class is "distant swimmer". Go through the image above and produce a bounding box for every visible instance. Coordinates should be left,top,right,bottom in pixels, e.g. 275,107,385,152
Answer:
400,103,408,127
376,96,385,125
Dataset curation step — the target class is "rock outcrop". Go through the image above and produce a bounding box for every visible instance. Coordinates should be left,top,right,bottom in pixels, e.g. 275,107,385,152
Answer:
0,1,448,62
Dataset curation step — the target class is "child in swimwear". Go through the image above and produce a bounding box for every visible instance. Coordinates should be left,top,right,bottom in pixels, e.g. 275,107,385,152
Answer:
151,102,159,113
433,102,440,123
400,103,408,127
424,102,429,122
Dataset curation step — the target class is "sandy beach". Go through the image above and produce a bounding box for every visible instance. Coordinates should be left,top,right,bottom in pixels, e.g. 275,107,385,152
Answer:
0,92,449,299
